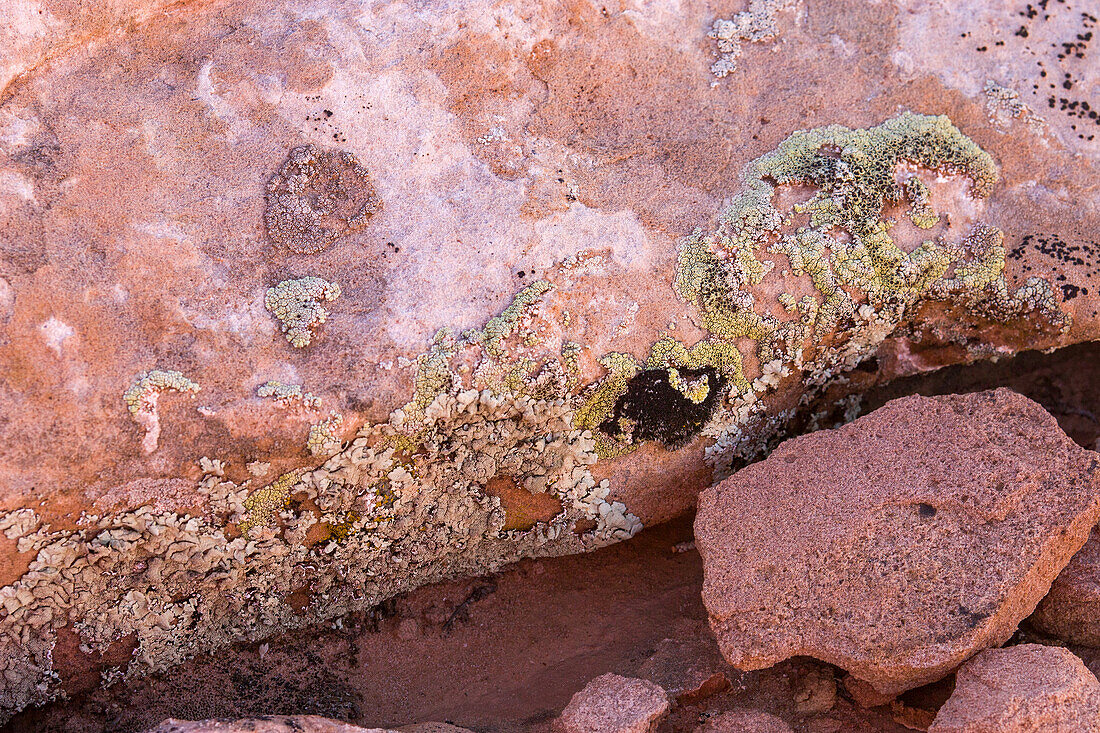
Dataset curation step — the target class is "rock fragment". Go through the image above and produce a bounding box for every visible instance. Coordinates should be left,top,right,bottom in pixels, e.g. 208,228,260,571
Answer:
696,389,1100,696
928,644,1100,732
558,673,670,733
1030,529,1100,647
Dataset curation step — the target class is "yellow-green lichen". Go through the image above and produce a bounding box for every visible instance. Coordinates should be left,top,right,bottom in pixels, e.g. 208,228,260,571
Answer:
237,469,302,535
265,276,341,348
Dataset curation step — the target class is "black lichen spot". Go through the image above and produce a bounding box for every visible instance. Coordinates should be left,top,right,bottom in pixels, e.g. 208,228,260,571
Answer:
918,503,937,518
600,367,725,449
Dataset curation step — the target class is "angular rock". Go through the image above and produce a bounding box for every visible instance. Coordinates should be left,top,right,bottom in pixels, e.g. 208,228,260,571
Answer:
928,644,1100,732
635,622,730,704
144,717,396,733
1030,529,1100,647
3,0,1100,720
696,389,1100,695
558,673,669,733
693,709,794,733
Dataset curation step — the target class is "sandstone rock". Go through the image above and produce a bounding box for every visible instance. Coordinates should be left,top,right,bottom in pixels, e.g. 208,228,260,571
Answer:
2,0,1100,720
693,709,794,733
696,389,1100,695
397,724,476,733
1030,529,1100,647
144,716,396,733
842,674,895,709
558,673,669,733
928,644,1100,732
635,623,730,704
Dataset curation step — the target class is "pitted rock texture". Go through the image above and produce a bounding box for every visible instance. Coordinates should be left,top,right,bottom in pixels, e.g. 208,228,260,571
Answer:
3,0,1100,719
144,716,400,733
693,709,794,733
696,389,1100,695
928,644,1100,733
1030,529,1100,647
557,673,670,733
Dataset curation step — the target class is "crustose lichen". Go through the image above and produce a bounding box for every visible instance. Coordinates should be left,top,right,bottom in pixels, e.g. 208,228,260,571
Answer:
265,276,341,348
123,370,200,453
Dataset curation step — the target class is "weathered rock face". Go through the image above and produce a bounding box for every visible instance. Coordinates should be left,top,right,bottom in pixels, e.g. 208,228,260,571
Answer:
928,644,1100,733
1,0,1100,720
696,389,1100,695
557,673,670,733
143,717,400,733
1030,529,1100,647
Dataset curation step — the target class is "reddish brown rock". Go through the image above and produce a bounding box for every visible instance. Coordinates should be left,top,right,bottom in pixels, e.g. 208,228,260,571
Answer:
558,673,669,733
842,674,895,709
928,644,1100,732
143,717,396,733
696,389,1100,696
1030,529,1100,647
693,709,794,733
635,621,730,704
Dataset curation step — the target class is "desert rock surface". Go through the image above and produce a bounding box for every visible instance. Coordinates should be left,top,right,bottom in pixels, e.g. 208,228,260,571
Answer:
2,0,1100,723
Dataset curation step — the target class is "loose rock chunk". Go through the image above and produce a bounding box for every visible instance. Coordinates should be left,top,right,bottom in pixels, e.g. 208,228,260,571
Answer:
696,389,1100,696
928,644,1100,732
558,673,670,733
1029,529,1100,646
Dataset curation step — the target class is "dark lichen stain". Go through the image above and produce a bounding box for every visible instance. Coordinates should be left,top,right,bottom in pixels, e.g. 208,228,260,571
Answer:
599,367,725,449
918,503,937,518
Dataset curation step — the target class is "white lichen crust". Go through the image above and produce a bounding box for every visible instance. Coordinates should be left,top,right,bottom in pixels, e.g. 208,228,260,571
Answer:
122,370,201,453
264,277,341,348
709,0,795,78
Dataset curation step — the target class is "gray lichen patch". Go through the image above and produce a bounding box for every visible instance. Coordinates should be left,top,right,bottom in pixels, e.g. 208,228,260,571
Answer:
264,145,382,255
0,278,641,724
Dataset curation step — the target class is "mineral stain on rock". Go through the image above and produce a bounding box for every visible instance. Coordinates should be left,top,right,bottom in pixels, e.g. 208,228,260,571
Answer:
263,145,382,255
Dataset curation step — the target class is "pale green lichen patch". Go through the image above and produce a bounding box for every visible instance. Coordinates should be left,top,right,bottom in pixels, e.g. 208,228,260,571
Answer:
674,112,1068,476
265,277,341,348
307,412,344,457
123,370,200,453
257,381,321,411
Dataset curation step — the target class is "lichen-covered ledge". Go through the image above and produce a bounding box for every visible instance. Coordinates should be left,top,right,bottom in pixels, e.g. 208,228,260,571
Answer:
1,113,1096,721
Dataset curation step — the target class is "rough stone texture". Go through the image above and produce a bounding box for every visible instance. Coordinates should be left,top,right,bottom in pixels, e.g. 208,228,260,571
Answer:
636,620,730,703
143,717,398,733
1030,529,1100,647
558,673,669,733
696,389,1100,695
2,0,1100,720
928,644,1100,733
693,709,794,733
